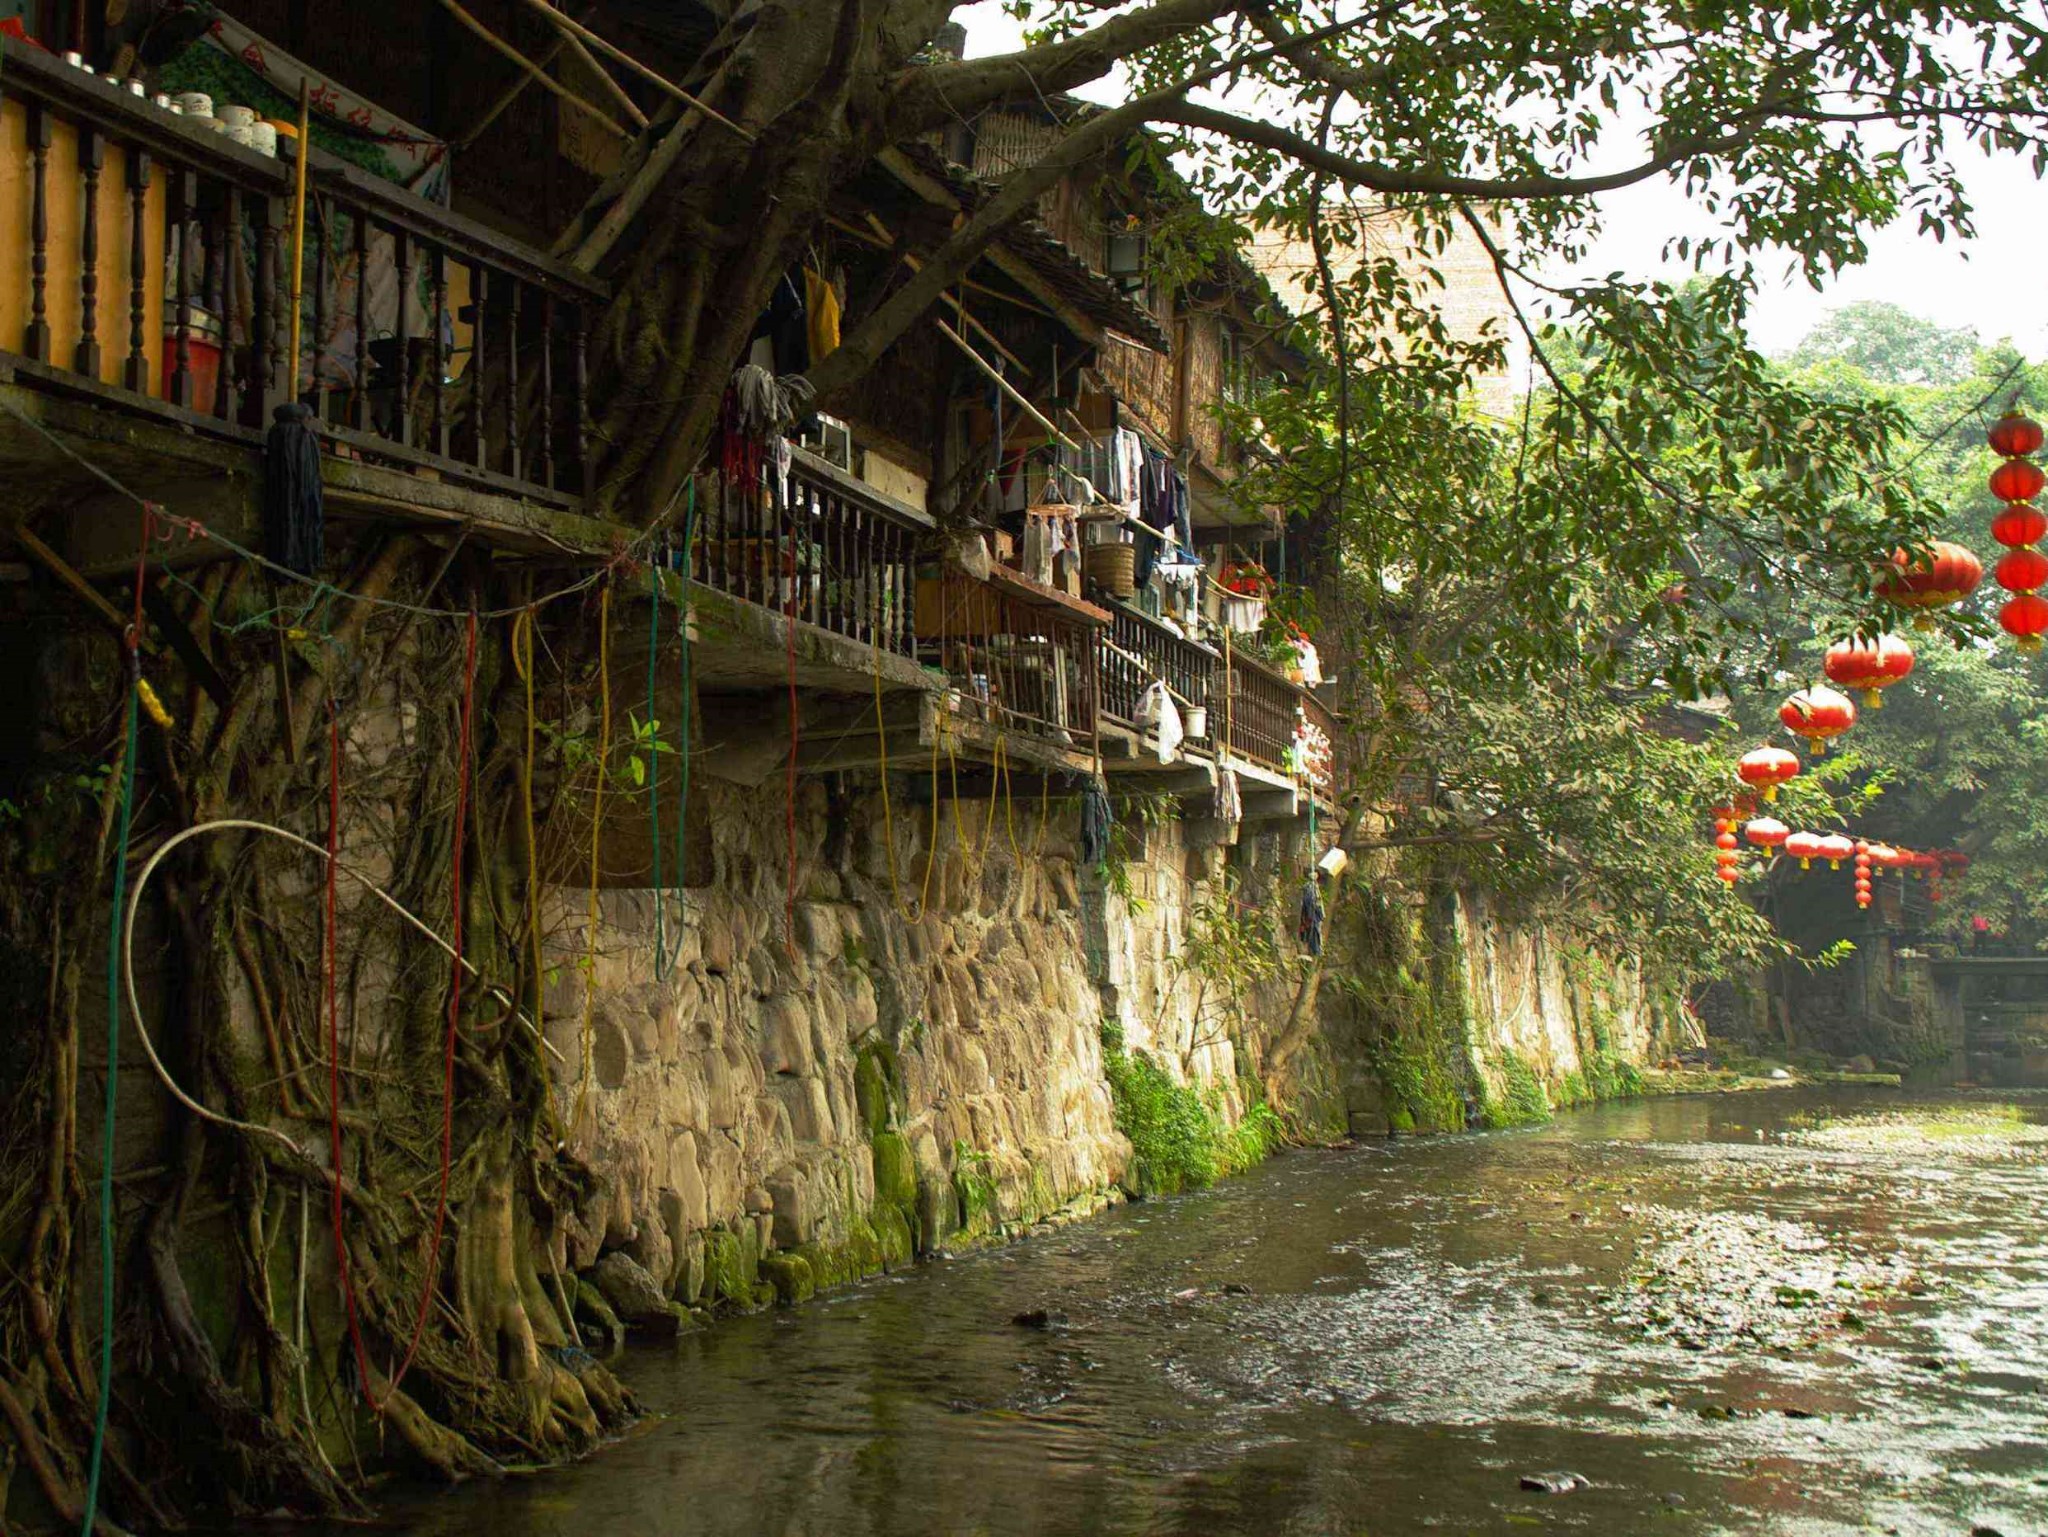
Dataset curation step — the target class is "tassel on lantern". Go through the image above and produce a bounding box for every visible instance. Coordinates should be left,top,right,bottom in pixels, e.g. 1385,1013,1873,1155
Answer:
264,403,324,576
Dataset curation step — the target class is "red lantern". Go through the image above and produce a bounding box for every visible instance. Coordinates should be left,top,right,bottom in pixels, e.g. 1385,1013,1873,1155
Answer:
1716,830,1739,851
1823,634,1914,708
1817,834,1855,869
1738,746,1801,803
1744,817,1789,856
1939,850,1971,877
1784,831,1824,869
1992,504,2048,548
1717,867,1740,886
1996,547,2048,594
1988,410,2046,459
1999,592,2048,652
1990,458,2048,505
1868,843,1900,871
1778,685,1857,755
1879,541,1983,621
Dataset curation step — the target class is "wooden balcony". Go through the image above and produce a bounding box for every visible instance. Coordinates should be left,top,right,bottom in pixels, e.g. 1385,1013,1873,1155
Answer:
693,448,930,662
0,37,605,510
1099,598,1216,752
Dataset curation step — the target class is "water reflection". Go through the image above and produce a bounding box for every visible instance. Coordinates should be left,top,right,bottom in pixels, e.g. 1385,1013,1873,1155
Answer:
320,1090,2048,1537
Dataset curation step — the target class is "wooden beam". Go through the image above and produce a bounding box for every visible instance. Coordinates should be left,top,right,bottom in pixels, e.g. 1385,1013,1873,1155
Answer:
12,524,133,638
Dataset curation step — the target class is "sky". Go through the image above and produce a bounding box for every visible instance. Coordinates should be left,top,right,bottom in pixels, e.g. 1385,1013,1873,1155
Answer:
957,4,2048,363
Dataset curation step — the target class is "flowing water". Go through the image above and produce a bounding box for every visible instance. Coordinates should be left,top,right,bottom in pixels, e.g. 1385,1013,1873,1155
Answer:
349,1089,2048,1536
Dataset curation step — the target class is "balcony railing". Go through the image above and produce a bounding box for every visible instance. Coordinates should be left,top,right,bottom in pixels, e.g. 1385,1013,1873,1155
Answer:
1099,599,1216,750
1223,647,1301,777
696,449,929,655
915,567,1101,751
1,38,606,506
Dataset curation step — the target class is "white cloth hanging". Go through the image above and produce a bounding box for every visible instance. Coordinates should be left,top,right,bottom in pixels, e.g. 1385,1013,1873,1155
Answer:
1134,681,1183,763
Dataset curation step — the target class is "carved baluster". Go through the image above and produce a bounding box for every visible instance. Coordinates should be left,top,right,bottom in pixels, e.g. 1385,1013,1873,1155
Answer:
352,214,371,429
216,186,240,420
169,169,197,409
431,248,448,456
468,261,486,468
264,198,289,414
539,294,556,490
123,146,151,393
312,198,329,417
25,104,51,361
75,129,103,378
505,278,521,482
391,231,413,446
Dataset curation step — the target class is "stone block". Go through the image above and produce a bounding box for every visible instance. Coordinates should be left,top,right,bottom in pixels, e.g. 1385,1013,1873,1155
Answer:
669,1130,708,1230
759,994,815,1076
765,1164,812,1248
591,1251,669,1323
628,1209,674,1293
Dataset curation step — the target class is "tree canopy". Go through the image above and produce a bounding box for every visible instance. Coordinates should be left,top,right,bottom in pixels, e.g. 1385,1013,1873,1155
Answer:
579,0,2048,524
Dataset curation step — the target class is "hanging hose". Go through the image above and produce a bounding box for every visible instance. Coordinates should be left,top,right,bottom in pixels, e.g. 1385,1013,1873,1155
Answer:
80,659,140,1537
647,570,666,966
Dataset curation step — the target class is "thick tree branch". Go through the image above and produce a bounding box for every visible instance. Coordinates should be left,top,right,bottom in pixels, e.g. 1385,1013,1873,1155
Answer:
1162,100,1764,199
886,0,1237,137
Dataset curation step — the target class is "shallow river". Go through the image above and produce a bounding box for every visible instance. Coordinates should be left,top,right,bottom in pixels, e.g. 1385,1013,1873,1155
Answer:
358,1089,2048,1536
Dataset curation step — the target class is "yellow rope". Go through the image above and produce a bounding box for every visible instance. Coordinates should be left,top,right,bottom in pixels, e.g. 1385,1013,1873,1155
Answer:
574,583,611,1135
513,607,552,1104
919,722,940,914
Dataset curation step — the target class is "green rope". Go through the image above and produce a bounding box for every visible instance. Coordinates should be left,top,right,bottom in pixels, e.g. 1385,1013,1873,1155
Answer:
82,668,142,1535
648,562,665,969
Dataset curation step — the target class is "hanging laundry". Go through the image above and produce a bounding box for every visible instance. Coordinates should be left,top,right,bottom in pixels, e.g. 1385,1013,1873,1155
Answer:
803,269,841,364
1130,525,1162,589
263,403,325,576
1080,778,1115,865
1297,876,1325,957
1213,767,1243,825
1113,428,1144,506
749,274,808,377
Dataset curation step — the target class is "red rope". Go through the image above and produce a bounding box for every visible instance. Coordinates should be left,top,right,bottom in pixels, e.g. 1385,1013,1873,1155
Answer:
326,612,477,1411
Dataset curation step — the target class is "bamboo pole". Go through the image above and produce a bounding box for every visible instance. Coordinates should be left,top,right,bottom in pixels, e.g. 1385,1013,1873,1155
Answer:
436,0,632,141
457,34,569,147
561,31,648,129
505,0,753,140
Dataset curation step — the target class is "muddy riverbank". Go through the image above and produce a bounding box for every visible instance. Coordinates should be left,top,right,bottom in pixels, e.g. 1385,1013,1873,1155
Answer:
312,1088,2048,1536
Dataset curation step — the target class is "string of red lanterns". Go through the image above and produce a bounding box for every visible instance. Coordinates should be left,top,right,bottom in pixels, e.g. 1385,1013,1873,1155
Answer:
1988,409,2048,652
1710,410,2037,897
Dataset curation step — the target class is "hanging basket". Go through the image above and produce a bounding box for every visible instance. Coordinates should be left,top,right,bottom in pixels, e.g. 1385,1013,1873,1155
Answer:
1084,541,1137,598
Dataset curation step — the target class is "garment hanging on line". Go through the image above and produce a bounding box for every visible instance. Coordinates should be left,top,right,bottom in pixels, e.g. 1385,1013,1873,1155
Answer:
1297,876,1325,957
803,269,840,364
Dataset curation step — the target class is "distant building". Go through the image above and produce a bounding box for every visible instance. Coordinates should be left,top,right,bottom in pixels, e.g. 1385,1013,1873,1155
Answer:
1249,199,1529,421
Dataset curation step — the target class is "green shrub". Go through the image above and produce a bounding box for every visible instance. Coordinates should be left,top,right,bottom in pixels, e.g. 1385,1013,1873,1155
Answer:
1482,1049,1551,1128
1099,1023,1282,1195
